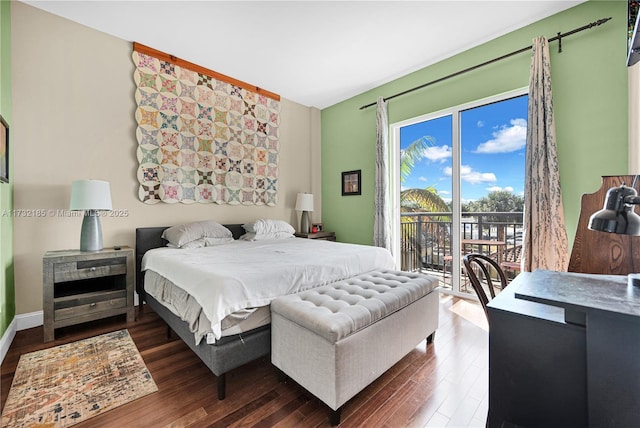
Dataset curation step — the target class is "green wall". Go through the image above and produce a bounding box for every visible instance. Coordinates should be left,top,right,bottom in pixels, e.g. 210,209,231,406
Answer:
0,0,14,338
322,1,628,249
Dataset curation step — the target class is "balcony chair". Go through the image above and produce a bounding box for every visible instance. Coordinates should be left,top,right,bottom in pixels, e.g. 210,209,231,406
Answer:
498,244,522,277
462,253,509,319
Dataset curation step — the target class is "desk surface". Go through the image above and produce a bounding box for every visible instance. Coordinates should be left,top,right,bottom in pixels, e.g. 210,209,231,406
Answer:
487,273,566,324
514,269,640,319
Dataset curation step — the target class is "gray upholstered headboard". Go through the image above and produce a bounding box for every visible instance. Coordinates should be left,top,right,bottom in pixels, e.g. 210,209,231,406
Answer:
135,224,245,304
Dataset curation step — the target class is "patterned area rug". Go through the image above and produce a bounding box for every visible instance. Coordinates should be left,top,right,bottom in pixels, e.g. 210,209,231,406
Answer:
1,329,157,428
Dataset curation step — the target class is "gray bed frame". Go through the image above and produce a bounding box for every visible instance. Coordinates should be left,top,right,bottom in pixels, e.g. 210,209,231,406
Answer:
135,225,271,400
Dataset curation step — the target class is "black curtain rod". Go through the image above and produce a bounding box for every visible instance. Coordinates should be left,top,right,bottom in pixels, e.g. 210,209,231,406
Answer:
359,17,612,110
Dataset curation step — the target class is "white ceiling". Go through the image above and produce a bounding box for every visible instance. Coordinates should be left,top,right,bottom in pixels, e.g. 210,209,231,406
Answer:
22,1,585,109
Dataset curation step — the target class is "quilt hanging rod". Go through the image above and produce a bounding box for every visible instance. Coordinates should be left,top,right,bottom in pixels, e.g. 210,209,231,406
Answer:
359,17,611,110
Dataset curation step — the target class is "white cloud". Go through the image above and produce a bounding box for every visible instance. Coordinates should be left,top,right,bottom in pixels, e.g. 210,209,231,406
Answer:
486,186,514,193
422,145,452,162
476,118,527,153
444,165,497,184
439,189,451,195
419,176,427,182
477,120,484,128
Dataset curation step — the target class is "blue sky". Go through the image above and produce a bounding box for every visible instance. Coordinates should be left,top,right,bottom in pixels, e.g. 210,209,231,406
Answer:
400,95,527,203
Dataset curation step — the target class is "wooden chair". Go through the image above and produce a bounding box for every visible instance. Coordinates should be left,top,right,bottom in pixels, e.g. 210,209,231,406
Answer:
462,253,509,319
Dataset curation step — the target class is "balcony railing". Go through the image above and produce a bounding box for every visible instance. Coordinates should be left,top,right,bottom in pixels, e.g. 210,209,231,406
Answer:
401,211,523,289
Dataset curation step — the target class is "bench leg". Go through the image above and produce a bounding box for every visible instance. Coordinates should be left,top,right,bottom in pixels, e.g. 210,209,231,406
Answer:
427,331,436,344
276,368,289,383
217,373,226,400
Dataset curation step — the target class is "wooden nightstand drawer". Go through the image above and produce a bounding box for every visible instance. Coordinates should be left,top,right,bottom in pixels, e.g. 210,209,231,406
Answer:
53,257,127,283
54,290,127,321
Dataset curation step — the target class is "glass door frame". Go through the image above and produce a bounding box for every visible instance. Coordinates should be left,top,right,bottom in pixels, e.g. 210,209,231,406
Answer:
390,87,527,297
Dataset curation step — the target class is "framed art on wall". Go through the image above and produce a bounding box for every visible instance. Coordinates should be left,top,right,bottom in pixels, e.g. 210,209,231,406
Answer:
0,115,8,183
342,170,361,196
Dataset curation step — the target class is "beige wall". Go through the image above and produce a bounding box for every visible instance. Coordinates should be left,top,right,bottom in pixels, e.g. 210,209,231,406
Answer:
11,2,321,315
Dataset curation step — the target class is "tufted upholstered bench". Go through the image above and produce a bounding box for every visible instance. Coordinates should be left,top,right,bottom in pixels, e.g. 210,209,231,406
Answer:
270,269,439,425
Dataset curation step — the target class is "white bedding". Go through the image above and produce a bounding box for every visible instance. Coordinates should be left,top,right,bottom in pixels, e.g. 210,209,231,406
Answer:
144,270,271,344
142,238,395,341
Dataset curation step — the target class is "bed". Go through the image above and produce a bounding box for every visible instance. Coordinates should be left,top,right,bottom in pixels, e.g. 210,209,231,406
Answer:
135,223,395,399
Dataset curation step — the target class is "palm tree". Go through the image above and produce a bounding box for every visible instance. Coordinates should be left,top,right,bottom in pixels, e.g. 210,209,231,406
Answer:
401,187,450,213
399,137,451,271
400,136,432,184
399,136,449,213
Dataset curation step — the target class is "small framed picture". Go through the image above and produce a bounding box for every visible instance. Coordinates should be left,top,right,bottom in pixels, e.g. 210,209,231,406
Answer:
342,170,361,196
312,222,323,233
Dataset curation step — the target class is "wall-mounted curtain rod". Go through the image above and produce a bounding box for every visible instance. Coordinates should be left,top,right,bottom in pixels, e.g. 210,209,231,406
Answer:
359,17,611,110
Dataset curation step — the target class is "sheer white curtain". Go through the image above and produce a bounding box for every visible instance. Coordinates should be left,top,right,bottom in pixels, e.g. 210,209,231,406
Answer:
522,37,569,272
374,97,391,250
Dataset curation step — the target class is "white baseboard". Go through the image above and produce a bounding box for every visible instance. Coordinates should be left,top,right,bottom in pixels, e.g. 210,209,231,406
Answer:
0,298,143,365
0,317,17,365
0,312,43,365
16,310,44,331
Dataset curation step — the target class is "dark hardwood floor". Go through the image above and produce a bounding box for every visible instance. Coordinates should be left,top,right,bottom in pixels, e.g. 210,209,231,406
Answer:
1,295,488,427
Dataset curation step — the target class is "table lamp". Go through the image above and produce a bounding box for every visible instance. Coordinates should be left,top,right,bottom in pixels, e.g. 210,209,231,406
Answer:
69,179,112,251
588,183,640,235
588,180,640,286
295,193,314,233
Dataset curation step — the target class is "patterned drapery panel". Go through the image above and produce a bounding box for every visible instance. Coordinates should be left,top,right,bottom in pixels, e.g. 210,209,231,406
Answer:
522,37,569,271
374,97,391,251
132,47,281,205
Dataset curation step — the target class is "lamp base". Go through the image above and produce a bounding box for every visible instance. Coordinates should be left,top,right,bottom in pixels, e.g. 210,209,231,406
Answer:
300,211,310,234
80,210,103,252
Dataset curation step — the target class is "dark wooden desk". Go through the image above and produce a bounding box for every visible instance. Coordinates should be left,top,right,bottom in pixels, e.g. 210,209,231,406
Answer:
487,270,640,427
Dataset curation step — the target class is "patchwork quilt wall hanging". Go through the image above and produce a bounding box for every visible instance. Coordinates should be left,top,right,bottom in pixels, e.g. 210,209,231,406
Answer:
132,43,281,205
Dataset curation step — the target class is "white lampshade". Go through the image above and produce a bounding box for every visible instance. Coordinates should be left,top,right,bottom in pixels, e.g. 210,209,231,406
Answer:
69,180,112,252
70,180,112,211
295,193,314,212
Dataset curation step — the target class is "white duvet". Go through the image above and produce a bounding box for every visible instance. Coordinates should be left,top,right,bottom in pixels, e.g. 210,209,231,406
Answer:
142,238,395,339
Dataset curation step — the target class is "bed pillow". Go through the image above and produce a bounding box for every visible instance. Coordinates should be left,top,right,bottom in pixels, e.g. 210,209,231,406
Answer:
204,237,235,246
162,220,232,247
240,232,295,241
243,219,295,235
242,223,256,233
166,236,233,249
166,238,207,249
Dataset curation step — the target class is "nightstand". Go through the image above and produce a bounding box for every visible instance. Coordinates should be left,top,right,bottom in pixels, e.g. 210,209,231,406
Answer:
295,231,336,241
43,247,134,342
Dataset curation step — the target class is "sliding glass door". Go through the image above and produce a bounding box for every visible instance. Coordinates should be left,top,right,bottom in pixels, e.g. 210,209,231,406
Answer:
392,89,527,295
